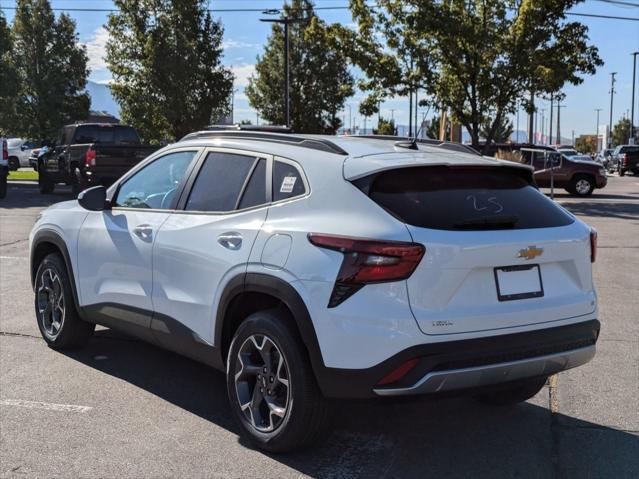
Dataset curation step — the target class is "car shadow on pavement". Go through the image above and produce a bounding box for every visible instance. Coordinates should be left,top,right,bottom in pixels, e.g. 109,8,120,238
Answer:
559,201,639,222
0,183,74,209
60,329,639,479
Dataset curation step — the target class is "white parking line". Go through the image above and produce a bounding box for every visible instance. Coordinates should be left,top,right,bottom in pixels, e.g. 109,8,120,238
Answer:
0,256,28,260
0,399,92,413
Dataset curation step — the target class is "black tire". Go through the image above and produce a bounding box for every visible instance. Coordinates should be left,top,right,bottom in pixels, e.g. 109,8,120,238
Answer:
38,166,55,194
619,169,626,177
226,309,331,453
567,175,594,196
0,177,6,199
474,376,547,406
8,157,19,171
34,253,94,349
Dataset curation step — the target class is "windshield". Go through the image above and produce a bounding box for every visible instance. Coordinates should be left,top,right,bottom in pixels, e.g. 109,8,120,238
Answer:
561,150,578,157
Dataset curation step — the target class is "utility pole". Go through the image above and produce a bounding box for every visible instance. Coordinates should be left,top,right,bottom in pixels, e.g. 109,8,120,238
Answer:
348,105,352,132
260,13,308,129
608,72,617,148
390,109,396,122
632,52,638,144
528,92,535,143
540,108,546,145
516,102,520,143
557,101,566,145
549,93,554,145
414,88,419,138
594,107,602,150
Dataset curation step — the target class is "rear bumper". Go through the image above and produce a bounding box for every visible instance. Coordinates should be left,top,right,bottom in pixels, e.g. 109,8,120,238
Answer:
374,344,594,396
316,319,600,398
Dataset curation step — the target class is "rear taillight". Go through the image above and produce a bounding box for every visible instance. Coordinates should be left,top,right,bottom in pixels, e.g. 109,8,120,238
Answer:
622,153,629,166
2,140,7,160
85,147,96,167
590,228,597,263
308,233,425,307
376,358,420,386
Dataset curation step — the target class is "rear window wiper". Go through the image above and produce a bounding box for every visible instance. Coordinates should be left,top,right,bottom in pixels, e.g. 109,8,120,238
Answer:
454,215,519,230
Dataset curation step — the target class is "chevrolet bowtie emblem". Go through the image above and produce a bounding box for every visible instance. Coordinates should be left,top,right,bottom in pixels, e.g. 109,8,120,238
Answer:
518,246,544,261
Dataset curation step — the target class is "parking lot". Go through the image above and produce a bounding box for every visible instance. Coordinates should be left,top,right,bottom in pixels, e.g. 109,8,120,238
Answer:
1,176,637,478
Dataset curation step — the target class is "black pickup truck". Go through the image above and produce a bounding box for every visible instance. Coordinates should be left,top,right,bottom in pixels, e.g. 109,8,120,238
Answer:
37,123,161,194
613,144,639,176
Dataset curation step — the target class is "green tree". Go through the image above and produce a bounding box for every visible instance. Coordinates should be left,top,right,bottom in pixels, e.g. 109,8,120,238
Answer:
426,115,448,140
612,118,631,147
575,134,597,154
337,1,435,122
0,12,19,135
106,0,233,142
481,116,514,143
246,0,354,133
11,0,89,139
373,117,396,135
344,0,601,151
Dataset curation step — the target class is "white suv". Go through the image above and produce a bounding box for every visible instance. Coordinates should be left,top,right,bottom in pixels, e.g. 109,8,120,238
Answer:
29,131,600,452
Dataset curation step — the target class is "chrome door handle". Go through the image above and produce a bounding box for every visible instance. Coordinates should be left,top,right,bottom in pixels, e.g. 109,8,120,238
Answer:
133,224,153,240
218,232,242,250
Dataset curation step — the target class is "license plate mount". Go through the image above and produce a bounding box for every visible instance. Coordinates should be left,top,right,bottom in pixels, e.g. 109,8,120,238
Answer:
494,264,544,302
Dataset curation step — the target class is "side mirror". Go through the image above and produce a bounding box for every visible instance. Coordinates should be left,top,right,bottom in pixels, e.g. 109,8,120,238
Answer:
78,185,107,211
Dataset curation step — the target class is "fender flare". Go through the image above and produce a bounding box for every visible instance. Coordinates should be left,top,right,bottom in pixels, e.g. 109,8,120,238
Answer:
214,272,327,388
30,229,82,311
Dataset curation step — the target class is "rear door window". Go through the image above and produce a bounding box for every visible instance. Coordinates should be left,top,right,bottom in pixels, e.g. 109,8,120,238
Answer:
354,166,574,231
185,152,259,212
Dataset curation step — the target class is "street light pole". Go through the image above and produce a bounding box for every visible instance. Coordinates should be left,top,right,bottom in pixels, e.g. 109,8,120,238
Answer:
608,72,617,148
549,93,554,145
631,52,638,144
557,101,566,145
260,13,308,129
595,108,602,150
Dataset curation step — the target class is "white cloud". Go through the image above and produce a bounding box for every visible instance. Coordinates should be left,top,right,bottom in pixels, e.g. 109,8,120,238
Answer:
231,64,256,87
83,26,109,72
222,39,259,50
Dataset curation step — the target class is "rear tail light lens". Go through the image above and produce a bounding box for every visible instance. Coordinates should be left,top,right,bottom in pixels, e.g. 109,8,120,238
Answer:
85,147,96,167
308,233,425,307
622,153,629,166
2,140,7,160
590,228,597,263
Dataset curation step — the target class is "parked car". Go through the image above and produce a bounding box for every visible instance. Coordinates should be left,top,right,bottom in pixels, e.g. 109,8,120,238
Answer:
0,137,7,199
6,138,37,170
30,131,600,452
601,148,616,172
37,123,160,194
612,144,639,176
478,143,607,196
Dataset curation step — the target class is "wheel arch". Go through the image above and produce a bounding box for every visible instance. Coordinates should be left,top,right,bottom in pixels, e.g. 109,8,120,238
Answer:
31,230,81,311
215,273,327,390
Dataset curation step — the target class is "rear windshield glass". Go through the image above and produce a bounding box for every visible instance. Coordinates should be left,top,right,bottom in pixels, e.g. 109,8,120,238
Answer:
354,166,574,231
73,126,140,145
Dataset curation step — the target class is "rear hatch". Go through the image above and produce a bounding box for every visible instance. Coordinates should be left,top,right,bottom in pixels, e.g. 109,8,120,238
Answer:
349,159,596,335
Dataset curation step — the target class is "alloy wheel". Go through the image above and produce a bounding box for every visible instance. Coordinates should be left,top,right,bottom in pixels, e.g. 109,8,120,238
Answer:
37,268,65,339
575,179,591,195
234,334,290,432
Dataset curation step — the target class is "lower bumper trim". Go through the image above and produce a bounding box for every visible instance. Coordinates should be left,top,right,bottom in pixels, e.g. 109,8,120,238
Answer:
373,345,595,396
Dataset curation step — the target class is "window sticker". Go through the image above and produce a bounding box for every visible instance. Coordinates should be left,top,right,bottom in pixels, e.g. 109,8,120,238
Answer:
280,176,298,193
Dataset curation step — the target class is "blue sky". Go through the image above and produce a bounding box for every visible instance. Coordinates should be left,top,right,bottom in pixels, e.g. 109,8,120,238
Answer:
2,0,638,138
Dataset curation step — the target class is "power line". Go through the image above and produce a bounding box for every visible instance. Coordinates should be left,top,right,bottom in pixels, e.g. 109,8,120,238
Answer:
1,5,639,20
592,0,639,7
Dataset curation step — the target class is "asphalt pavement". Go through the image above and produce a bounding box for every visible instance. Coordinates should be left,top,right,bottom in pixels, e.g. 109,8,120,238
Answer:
1,176,637,478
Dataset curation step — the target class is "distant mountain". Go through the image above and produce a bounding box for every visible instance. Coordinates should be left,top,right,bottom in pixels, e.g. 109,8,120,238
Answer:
86,81,119,117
